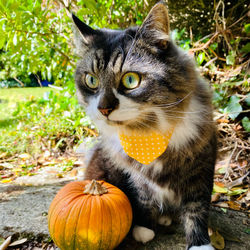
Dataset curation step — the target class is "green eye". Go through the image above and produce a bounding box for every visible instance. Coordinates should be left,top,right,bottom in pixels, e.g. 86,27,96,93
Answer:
85,73,99,89
122,72,140,89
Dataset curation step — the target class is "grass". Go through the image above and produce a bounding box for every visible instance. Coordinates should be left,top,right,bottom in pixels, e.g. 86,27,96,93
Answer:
0,87,55,121
0,86,87,157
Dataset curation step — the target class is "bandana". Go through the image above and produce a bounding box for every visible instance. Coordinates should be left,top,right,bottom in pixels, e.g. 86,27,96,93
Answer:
119,129,174,165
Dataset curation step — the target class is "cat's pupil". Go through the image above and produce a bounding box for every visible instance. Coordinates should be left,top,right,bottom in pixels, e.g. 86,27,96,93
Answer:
129,76,133,83
90,77,94,84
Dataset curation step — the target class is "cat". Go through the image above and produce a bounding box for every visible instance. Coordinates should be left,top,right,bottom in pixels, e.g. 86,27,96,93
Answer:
72,2,217,250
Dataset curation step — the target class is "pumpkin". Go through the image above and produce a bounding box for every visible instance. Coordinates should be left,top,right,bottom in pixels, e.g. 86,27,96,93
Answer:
48,180,133,250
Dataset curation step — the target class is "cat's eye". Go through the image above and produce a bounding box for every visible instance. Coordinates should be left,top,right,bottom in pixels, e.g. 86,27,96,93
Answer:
122,72,140,89
85,73,99,89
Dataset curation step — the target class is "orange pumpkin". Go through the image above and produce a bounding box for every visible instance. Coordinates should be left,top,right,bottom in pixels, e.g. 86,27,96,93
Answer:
48,180,133,250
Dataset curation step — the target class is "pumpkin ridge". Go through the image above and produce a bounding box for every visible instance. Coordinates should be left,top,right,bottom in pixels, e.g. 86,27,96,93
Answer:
63,196,85,250
96,196,103,250
102,194,122,249
75,193,91,250
105,191,132,245
49,192,83,235
102,194,113,250
86,195,93,250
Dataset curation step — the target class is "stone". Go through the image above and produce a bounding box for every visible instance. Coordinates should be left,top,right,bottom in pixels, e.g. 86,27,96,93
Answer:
0,183,249,249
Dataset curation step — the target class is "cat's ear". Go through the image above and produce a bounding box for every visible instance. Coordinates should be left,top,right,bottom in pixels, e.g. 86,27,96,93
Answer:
72,14,97,47
138,3,170,49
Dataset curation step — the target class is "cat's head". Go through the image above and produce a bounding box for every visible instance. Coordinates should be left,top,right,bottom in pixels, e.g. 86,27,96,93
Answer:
73,3,196,135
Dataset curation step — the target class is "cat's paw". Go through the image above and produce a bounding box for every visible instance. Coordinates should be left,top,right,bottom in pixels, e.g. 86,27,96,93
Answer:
158,215,172,226
189,244,214,250
132,225,155,244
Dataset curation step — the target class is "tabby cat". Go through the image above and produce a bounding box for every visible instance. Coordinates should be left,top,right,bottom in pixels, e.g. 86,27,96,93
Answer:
72,3,217,249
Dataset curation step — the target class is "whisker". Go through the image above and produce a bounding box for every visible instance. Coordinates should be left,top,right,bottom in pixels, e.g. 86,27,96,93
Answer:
153,91,193,108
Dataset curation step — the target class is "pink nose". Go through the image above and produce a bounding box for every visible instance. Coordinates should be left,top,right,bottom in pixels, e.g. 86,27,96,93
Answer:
98,107,113,117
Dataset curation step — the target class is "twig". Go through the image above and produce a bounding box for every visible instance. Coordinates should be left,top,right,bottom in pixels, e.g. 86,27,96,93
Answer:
207,47,226,61
226,172,249,189
228,12,248,29
35,74,42,87
13,77,24,87
189,32,219,53
203,57,217,68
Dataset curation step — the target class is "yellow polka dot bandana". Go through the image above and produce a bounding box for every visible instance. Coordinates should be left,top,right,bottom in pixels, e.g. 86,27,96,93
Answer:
119,130,174,165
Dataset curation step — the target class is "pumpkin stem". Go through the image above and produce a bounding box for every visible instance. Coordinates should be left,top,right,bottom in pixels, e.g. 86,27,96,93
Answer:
83,180,108,195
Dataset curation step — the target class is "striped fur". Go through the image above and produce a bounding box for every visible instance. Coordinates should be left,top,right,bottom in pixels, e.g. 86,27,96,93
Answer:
73,3,216,249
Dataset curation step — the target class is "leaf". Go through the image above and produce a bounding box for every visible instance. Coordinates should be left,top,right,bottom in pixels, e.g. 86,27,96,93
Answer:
226,201,241,210
0,35,5,49
0,236,11,250
228,188,248,196
197,52,206,65
1,178,12,183
9,238,27,247
245,93,250,106
240,43,250,53
210,42,218,50
210,231,225,249
13,33,17,46
224,95,242,120
213,183,228,194
244,23,250,34
242,117,250,132
226,54,235,65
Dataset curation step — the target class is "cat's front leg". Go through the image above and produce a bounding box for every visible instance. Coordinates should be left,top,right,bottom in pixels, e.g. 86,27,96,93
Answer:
83,147,107,181
182,202,214,250
130,191,159,244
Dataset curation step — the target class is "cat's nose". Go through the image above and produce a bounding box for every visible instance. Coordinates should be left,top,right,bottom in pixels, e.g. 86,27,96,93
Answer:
98,107,113,117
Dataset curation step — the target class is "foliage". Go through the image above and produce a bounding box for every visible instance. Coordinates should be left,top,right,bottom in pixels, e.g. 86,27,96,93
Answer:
0,0,156,84
166,0,249,36
0,0,75,83
0,85,94,156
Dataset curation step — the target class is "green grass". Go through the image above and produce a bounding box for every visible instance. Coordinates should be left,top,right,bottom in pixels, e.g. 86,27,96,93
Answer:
0,87,55,121
0,86,87,157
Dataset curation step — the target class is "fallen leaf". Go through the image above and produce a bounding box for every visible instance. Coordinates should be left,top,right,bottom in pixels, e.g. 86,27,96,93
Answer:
228,188,248,196
0,163,14,169
57,173,64,178
9,238,27,246
211,193,221,203
19,153,31,160
214,181,225,187
0,236,11,250
226,201,241,210
217,118,229,123
1,178,13,183
210,231,225,249
213,184,228,194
